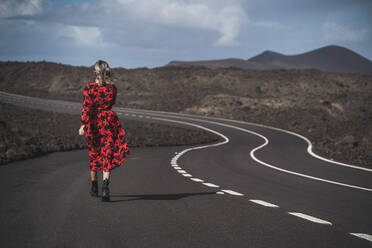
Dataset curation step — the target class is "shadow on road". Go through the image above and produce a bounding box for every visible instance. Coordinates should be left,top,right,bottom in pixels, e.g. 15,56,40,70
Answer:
102,192,218,202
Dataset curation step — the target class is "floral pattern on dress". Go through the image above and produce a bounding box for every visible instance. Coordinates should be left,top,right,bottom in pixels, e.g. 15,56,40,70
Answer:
81,81,130,172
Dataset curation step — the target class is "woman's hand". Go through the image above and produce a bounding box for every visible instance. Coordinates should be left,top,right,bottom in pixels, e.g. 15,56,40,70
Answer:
79,125,85,136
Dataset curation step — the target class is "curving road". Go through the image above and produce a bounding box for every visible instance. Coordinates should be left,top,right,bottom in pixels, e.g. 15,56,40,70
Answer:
0,90,371,248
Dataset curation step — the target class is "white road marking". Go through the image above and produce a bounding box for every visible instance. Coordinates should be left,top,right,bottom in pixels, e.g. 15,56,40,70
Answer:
249,199,279,208
287,212,332,225
216,191,225,194
3,92,371,239
221,190,244,196
190,178,204,182
350,233,372,242
121,107,372,173
117,109,372,193
149,114,372,193
202,183,220,188
152,117,229,191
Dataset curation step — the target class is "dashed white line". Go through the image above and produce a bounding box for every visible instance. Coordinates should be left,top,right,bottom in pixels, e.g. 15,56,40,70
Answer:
123,107,372,172
202,183,220,188
221,190,244,196
190,178,204,182
156,117,228,191
350,233,372,242
249,199,279,208
216,191,225,195
3,93,372,241
153,114,372,193
287,212,332,225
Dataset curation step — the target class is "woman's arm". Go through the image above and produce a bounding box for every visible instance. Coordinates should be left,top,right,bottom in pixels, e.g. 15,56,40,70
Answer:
80,84,92,131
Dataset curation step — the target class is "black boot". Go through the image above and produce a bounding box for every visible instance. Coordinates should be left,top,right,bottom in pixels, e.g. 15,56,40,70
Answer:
102,179,110,202
90,180,98,197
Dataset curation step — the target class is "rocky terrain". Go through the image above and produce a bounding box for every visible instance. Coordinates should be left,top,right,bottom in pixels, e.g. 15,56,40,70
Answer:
0,61,371,166
0,101,218,165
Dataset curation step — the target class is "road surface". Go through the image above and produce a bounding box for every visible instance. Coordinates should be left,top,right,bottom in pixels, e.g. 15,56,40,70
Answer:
0,90,371,248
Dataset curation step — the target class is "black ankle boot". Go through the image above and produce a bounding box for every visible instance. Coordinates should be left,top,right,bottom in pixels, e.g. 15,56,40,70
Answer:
102,179,110,202
90,180,98,197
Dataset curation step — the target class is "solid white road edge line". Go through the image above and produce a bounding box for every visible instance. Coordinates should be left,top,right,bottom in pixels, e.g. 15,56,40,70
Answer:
2,90,367,172
150,114,372,193
115,106,371,173
288,212,332,225
349,233,372,242
249,199,279,207
2,93,369,192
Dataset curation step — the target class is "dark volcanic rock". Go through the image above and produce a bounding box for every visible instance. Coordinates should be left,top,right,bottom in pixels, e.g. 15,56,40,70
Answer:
0,61,371,167
0,101,218,165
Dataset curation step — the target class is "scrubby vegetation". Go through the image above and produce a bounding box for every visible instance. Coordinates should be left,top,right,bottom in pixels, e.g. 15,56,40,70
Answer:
1,61,371,166
0,101,219,165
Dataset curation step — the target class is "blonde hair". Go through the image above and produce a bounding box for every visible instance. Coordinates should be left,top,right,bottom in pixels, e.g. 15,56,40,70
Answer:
93,60,112,85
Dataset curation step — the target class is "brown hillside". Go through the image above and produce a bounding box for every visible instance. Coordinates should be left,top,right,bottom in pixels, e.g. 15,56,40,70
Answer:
0,61,371,166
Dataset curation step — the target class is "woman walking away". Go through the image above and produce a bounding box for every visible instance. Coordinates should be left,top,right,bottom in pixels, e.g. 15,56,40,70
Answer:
78,60,130,202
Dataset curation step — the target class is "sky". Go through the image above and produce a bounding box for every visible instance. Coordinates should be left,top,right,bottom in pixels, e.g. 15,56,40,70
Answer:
0,0,371,68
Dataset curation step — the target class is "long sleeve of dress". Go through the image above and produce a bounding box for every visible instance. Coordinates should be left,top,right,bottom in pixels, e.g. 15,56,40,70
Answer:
81,84,91,131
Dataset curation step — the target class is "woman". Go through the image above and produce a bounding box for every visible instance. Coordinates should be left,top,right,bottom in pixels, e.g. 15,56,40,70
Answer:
78,60,130,202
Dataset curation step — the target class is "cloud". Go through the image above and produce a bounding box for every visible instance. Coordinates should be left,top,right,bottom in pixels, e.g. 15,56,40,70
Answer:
1,0,372,68
0,0,44,18
109,0,247,46
250,21,286,29
57,25,107,47
322,21,370,43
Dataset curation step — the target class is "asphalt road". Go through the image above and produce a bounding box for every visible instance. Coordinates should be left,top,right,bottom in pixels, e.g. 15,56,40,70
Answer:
0,90,371,248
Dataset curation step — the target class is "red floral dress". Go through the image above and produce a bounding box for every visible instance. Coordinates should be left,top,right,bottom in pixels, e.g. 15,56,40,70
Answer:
81,81,130,172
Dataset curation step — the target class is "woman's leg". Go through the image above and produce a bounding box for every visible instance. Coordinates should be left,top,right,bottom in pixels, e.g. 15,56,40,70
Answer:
89,170,99,197
90,171,97,181
103,171,110,180
102,170,111,201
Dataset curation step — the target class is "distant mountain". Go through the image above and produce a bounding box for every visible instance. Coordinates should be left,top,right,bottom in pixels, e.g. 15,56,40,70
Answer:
166,45,372,73
167,58,280,70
